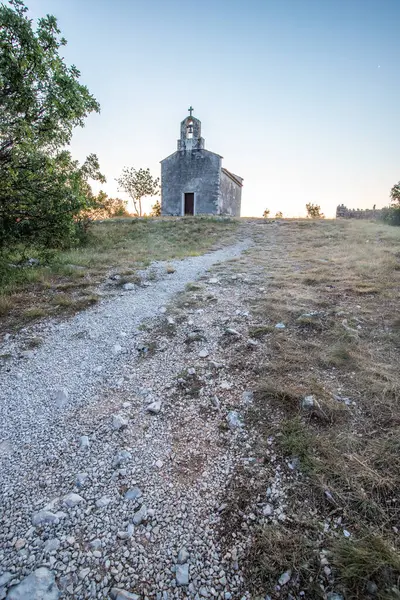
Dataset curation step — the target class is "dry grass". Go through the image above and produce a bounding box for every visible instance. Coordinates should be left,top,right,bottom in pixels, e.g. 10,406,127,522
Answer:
24,336,43,349
0,217,237,332
224,219,400,598
21,306,47,321
249,523,323,596
0,295,12,317
331,536,400,600
248,325,275,338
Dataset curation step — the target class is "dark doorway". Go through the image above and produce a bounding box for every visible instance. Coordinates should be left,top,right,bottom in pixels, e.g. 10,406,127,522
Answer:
184,193,194,215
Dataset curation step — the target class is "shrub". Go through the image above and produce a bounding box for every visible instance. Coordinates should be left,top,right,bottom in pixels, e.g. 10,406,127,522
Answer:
381,206,400,226
306,203,324,218
150,200,161,217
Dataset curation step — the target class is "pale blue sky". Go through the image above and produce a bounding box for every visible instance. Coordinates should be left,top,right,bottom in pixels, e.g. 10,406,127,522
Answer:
28,0,400,217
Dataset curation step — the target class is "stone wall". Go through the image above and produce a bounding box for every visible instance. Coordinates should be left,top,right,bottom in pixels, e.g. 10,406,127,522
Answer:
336,204,383,219
161,149,221,216
219,170,242,217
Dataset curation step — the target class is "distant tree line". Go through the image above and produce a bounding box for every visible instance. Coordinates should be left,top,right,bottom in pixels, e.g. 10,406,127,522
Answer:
337,185,400,226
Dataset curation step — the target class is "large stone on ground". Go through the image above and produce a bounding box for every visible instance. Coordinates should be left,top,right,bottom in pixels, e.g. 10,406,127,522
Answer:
110,588,139,600
122,283,135,291
113,450,132,467
96,496,112,508
0,573,13,588
31,511,59,527
176,563,189,586
302,395,316,410
226,411,243,429
278,570,291,586
132,504,147,525
124,487,142,501
242,391,254,403
79,436,90,450
75,473,88,488
112,414,128,431
225,328,241,336
43,539,60,554
6,567,59,599
63,493,84,508
177,547,190,564
146,401,161,414
54,389,68,407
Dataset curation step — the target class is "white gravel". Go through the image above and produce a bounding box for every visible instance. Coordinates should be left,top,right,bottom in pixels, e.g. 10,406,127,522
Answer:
0,218,320,599
0,240,250,472
0,239,260,600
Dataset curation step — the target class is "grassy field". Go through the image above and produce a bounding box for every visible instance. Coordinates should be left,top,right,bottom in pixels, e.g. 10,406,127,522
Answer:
1,215,399,595
218,219,400,599
0,217,238,332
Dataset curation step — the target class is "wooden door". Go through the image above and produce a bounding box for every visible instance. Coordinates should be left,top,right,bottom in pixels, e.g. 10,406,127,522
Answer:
184,193,194,215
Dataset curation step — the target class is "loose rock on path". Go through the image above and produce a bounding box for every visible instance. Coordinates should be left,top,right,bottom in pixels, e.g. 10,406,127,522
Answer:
0,237,270,599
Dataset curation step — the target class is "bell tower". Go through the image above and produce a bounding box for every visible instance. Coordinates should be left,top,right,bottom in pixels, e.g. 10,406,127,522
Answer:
177,106,205,151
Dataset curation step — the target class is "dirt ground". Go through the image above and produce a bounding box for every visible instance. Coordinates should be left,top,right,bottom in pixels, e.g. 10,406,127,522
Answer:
1,218,399,600
213,219,400,599
126,217,400,599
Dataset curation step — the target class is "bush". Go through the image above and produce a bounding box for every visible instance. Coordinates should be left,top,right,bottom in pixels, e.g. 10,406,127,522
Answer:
150,200,161,217
381,206,400,226
306,203,324,218
0,152,105,250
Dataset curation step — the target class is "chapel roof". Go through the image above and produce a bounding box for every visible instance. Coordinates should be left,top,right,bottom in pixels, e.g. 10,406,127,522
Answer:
221,167,243,187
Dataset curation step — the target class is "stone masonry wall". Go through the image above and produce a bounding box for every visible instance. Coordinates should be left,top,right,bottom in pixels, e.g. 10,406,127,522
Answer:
336,204,383,219
219,171,242,217
161,150,221,216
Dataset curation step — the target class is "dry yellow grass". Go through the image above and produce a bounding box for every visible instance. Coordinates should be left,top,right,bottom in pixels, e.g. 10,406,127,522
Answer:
224,219,400,599
0,217,238,331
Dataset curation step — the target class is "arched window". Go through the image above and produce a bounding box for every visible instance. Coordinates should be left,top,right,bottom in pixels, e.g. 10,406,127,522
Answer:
186,120,193,139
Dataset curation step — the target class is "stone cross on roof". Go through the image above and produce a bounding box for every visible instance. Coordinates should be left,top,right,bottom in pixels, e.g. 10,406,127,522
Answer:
188,106,194,117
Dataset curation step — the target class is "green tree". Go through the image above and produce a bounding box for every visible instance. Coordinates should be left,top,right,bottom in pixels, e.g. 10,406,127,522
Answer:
384,181,400,225
84,191,128,220
275,211,283,218
0,0,99,161
150,199,161,217
116,167,160,217
306,203,324,219
0,151,105,248
0,0,102,248
263,208,270,218
390,182,400,206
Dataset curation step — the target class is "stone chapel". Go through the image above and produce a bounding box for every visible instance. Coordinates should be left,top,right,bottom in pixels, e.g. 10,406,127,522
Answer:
160,108,243,217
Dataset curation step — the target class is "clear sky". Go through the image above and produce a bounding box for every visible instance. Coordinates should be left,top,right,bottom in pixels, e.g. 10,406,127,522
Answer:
28,0,400,217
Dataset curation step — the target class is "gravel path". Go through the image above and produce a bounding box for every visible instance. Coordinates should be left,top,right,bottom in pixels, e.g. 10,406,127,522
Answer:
0,237,261,600
0,239,250,473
